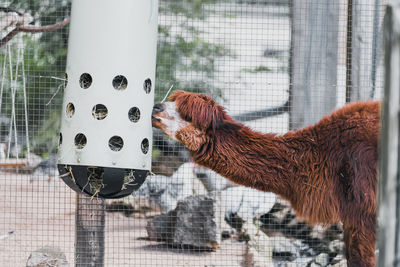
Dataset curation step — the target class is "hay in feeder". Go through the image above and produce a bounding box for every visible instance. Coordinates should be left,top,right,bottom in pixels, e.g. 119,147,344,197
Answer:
87,166,105,199
92,104,108,120
143,78,152,94
128,107,140,122
79,73,92,89
66,103,75,118
108,136,124,151
58,166,76,183
141,138,149,154
161,85,174,103
122,169,138,190
112,75,128,90
74,133,87,149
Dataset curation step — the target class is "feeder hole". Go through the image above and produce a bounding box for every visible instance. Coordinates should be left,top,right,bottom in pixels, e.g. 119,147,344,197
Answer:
112,75,128,90
92,104,108,120
74,133,87,149
59,133,62,147
141,138,149,154
64,73,68,88
66,103,75,118
128,107,141,122
143,78,152,94
79,73,92,89
109,136,124,151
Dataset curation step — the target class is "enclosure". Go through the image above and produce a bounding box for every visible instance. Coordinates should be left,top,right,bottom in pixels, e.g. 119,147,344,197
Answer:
0,0,395,266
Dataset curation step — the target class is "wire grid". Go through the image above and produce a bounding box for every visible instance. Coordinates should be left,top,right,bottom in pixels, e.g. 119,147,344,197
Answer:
0,0,385,266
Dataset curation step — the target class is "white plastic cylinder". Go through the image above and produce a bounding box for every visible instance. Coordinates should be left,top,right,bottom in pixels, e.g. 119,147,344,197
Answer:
58,0,158,171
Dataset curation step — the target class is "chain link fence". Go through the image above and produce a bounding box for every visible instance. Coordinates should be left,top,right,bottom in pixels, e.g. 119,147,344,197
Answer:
0,0,385,266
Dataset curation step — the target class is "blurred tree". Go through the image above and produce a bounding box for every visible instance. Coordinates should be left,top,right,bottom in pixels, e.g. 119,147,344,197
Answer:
0,1,70,155
156,0,229,101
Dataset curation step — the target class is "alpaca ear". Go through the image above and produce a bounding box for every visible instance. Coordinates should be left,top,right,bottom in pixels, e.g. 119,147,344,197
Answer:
187,93,225,132
170,90,226,132
169,90,186,102
195,103,224,133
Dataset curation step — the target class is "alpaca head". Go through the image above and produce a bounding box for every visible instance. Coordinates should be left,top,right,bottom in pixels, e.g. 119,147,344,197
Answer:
152,90,228,151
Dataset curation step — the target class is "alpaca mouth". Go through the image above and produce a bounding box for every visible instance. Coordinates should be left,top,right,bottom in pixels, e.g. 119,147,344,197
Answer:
152,102,165,123
151,114,162,128
151,115,161,121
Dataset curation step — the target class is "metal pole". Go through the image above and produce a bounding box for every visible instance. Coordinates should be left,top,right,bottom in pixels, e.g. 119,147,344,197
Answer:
75,193,105,267
289,0,339,129
378,2,400,266
370,0,381,99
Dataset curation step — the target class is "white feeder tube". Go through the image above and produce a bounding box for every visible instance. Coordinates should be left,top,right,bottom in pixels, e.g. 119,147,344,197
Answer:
58,0,158,171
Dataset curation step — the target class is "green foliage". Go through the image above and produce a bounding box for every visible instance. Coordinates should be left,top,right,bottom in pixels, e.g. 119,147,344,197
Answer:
222,13,237,19
156,0,230,101
160,0,216,20
31,109,61,155
242,65,273,73
242,64,288,74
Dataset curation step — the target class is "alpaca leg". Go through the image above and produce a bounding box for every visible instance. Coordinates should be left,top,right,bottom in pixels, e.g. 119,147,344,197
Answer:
343,224,376,267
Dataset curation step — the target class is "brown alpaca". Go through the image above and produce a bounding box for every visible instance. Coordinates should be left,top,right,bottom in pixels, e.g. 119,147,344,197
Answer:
152,91,379,267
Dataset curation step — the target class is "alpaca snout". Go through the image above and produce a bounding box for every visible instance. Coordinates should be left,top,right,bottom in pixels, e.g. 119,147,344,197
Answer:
152,103,165,128
151,101,186,136
152,103,165,115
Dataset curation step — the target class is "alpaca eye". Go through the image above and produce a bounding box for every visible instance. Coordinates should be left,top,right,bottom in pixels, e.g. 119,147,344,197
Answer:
182,114,192,122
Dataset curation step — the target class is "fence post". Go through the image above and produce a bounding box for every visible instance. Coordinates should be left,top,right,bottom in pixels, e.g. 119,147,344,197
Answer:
289,0,339,129
345,0,381,102
75,194,105,266
378,2,400,266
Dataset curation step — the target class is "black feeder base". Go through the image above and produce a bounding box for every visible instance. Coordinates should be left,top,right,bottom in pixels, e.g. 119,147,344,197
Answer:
58,164,148,199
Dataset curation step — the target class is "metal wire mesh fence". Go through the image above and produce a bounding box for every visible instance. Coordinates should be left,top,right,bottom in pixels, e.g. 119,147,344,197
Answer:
0,0,385,266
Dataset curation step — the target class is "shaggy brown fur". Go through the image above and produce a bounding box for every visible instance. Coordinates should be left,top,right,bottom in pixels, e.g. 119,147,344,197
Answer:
152,91,379,266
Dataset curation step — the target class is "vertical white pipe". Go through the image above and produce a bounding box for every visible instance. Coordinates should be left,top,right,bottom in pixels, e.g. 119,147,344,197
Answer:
58,0,158,171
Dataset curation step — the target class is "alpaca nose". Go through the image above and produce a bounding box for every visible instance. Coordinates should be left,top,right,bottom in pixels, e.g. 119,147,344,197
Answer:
152,103,165,114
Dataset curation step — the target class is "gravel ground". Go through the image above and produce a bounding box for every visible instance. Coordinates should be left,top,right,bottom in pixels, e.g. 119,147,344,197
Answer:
0,172,246,267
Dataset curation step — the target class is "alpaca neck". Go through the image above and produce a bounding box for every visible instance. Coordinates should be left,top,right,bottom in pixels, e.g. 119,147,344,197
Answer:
191,122,296,197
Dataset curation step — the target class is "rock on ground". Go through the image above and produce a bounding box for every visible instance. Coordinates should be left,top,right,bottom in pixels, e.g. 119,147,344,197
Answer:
147,194,221,249
270,235,298,262
243,221,273,266
313,253,329,266
26,246,69,267
222,186,276,221
146,212,176,242
193,165,236,192
137,162,207,212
